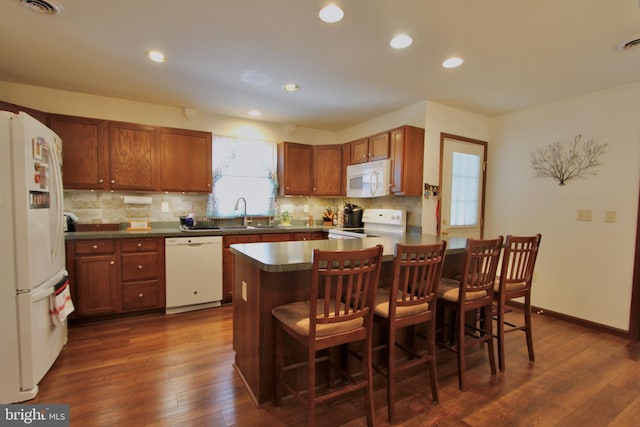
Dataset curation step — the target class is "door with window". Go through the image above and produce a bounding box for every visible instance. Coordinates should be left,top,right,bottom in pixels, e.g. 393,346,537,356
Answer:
439,133,487,239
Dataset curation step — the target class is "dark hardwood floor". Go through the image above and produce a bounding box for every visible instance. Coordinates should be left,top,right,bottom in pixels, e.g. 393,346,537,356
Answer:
31,305,640,426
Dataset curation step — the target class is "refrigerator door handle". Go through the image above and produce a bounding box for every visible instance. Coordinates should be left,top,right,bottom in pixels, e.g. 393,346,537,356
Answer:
48,137,64,263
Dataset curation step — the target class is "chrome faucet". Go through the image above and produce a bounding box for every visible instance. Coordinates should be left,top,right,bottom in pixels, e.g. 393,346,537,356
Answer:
234,197,250,226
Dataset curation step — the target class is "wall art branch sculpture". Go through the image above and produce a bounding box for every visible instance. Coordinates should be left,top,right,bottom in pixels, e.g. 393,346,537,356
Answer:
530,135,607,185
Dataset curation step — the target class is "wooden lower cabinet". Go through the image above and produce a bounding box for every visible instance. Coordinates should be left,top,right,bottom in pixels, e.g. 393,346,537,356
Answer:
67,237,165,319
222,231,327,303
120,238,165,312
72,239,119,316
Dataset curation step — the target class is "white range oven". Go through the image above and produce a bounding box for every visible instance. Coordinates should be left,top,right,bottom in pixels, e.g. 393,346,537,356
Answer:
328,208,406,239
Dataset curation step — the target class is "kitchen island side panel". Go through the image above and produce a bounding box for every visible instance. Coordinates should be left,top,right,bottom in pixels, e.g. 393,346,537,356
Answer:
233,254,311,405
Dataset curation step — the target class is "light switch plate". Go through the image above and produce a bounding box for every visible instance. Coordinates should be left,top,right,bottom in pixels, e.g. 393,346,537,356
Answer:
161,202,169,212
577,209,592,221
605,210,617,223
241,281,248,302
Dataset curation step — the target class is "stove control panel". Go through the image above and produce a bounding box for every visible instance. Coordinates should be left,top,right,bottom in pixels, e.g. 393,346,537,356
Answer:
362,209,406,226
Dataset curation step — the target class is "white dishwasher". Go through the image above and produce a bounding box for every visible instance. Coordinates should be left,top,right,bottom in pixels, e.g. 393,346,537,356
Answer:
165,236,223,314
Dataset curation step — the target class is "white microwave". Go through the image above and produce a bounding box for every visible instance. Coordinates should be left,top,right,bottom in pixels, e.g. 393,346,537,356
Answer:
346,159,392,198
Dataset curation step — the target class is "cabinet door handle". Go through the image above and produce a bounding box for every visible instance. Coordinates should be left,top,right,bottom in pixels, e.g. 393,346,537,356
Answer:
98,178,104,184
92,244,98,249
138,293,144,298
137,243,143,247
137,265,143,270
110,260,115,265
193,291,198,295
110,179,116,184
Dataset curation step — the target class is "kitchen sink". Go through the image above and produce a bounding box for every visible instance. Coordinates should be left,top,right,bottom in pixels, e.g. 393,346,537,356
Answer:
179,225,222,232
221,225,285,230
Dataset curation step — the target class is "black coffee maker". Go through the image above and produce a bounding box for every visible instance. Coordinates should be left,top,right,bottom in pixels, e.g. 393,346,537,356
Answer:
343,203,363,228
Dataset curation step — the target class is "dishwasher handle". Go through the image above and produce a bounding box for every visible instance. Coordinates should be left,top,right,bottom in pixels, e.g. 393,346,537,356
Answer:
166,237,222,247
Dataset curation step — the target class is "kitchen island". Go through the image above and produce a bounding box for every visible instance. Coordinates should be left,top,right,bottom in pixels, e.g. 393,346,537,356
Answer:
230,234,467,406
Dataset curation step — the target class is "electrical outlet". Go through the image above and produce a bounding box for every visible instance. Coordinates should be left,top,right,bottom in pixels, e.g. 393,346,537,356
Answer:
161,202,169,212
605,210,617,223
577,209,592,221
303,204,309,213
242,281,248,302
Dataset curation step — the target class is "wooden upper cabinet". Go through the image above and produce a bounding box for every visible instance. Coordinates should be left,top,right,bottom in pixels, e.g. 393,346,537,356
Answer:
349,132,390,165
108,121,157,191
368,132,390,161
278,142,313,196
350,138,369,164
159,128,212,193
313,144,342,196
49,114,109,190
390,125,425,196
342,142,351,195
0,100,48,126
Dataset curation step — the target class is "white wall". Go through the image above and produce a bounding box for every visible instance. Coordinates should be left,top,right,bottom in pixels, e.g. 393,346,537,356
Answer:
487,82,640,331
0,81,337,144
422,102,491,234
336,101,427,143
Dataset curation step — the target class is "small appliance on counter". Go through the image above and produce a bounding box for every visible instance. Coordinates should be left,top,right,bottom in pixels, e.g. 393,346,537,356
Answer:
343,203,363,228
179,215,221,231
63,212,78,232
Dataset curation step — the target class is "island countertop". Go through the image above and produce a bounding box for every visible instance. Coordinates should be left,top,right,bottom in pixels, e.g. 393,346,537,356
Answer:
229,233,468,272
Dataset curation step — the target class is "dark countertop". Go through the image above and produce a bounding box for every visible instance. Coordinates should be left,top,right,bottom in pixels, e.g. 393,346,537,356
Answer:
229,234,467,272
64,223,334,240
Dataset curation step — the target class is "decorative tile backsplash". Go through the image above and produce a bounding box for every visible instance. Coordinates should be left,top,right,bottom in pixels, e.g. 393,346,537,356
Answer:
63,191,423,228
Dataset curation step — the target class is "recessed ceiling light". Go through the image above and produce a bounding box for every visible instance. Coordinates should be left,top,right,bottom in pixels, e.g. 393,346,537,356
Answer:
319,4,344,23
248,110,262,117
390,34,413,49
283,83,300,92
442,57,464,68
145,50,166,63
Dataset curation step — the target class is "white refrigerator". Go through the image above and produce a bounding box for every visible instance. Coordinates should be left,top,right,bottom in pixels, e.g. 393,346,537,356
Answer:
0,111,69,403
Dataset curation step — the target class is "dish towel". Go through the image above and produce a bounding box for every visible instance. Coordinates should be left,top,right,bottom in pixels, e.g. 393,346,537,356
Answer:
49,279,75,326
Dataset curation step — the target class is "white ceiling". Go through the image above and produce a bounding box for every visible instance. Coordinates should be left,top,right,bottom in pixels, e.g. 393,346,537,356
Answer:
1,0,639,131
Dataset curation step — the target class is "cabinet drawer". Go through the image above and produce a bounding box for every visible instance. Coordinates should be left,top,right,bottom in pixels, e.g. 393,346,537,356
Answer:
223,235,260,247
121,253,159,281
121,238,158,253
122,282,161,310
261,233,293,242
292,232,327,241
75,239,117,255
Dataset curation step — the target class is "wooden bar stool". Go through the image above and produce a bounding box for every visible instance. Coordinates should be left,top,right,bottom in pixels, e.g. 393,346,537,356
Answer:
372,242,447,424
271,245,383,427
437,236,503,391
494,234,542,371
